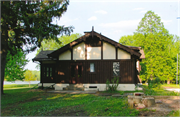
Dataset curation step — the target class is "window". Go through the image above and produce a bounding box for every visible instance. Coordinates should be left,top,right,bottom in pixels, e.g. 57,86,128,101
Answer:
90,63,95,72
43,66,53,77
113,62,120,76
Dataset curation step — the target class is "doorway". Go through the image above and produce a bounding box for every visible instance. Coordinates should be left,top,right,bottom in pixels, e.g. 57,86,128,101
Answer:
70,63,83,84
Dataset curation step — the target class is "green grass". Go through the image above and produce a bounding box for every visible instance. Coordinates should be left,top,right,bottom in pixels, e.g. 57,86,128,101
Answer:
142,85,180,96
1,86,139,116
161,84,180,88
4,84,37,89
167,110,180,116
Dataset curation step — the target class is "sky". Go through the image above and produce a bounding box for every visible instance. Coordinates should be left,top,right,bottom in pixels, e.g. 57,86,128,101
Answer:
25,0,180,71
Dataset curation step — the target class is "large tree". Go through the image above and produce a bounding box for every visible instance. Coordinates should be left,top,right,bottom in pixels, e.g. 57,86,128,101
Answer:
1,0,73,94
119,10,179,83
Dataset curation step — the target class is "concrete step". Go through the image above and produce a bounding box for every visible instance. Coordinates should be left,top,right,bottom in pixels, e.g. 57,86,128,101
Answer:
63,84,84,91
63,87,84,91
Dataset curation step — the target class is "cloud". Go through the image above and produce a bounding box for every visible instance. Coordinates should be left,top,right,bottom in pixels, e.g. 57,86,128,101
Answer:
88,16,97,21
140,10,148,13
99,19,141,33
133,8,144,10
95,10,107,14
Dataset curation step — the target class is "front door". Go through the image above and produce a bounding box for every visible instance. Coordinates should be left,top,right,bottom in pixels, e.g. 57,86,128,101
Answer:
70,63,83,84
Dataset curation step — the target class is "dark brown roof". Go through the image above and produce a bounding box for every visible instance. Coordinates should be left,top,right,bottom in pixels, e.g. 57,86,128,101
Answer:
48,30,142,58
33,29,145,61
32,50,55,61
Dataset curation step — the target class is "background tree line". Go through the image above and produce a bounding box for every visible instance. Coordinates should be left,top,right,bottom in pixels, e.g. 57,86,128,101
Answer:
119,11,180,84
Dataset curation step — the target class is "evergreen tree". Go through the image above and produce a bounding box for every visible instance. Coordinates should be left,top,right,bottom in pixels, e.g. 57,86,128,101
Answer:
1,0,73,94
119,10,179,83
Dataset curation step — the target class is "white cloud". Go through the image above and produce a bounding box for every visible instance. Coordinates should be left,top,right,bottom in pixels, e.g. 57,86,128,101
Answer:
88,16,97,21
140,10,148,13
133,8,144,11
99,19,141,33
95,10,107,14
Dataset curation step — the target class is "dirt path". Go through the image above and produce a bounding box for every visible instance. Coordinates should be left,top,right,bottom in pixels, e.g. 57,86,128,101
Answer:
138,97,180,116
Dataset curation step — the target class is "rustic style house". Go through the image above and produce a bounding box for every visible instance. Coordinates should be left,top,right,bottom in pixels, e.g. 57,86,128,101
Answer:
33,28,145,91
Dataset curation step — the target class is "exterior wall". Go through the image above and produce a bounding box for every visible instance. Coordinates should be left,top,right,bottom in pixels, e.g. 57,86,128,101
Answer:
103,42,116,59
118,49,131,59
55,84,69,90
83,84,135,91
59,50,71,60
73,42,85,60
55,60,134,84
87,47,101,60
54,83,135,91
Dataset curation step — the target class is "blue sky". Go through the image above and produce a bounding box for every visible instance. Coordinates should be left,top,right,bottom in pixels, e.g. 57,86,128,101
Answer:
25,0,180,71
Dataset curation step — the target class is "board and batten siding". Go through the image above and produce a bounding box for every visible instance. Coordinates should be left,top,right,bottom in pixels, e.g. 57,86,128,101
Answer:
87,47,101,60
54,60,135,84
118,49,131,59
58,41,131,60
103,42,116,59
73,42,85,60
59,50,71,60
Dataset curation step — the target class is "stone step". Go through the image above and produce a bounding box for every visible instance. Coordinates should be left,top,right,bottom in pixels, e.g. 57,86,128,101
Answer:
63,84,84,91
63,87,84,91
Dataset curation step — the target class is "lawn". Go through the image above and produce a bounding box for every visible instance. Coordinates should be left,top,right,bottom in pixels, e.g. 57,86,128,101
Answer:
161,84,180,88
142,85,180,96
1,85,139,116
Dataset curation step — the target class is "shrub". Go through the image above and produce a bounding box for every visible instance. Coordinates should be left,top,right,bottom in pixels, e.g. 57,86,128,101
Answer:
106,77,119,92
148,77,161,89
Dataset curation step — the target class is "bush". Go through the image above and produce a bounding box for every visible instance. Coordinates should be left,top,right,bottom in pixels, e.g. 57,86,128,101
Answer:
148,77,161,89
106,77,119,92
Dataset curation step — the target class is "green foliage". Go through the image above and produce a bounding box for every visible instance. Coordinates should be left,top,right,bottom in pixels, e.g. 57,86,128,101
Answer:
1,88,139,116
148,77,161,88
36,33,82,55
106,77,119,91
5,49,29,81
24,70,36,87
31,70,40,81
1,0,73,93
119,10,180,83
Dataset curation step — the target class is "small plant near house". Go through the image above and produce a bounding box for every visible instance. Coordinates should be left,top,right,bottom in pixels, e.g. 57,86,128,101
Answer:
106,77,119,92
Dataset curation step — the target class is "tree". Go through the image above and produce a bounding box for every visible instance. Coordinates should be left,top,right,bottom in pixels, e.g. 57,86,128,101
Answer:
24,70,36,87
119,10,179,84
1,0,73,94
5,49,28,81
36,33,82,55
136,10,168,34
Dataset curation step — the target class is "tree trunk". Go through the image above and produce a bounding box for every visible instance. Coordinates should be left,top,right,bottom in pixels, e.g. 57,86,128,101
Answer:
1,50,7,94
29,81,30,87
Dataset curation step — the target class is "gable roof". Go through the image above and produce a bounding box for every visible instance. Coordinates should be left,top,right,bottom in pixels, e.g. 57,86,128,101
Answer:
47,29,141,58
33,28,145,62
32,50,55,62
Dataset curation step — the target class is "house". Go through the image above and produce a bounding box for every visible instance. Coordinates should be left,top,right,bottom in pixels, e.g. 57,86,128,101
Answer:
33,27,145,91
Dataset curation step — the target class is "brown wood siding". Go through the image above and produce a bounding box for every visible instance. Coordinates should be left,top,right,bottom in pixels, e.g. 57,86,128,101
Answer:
47,60,136,84
41,63,56,83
